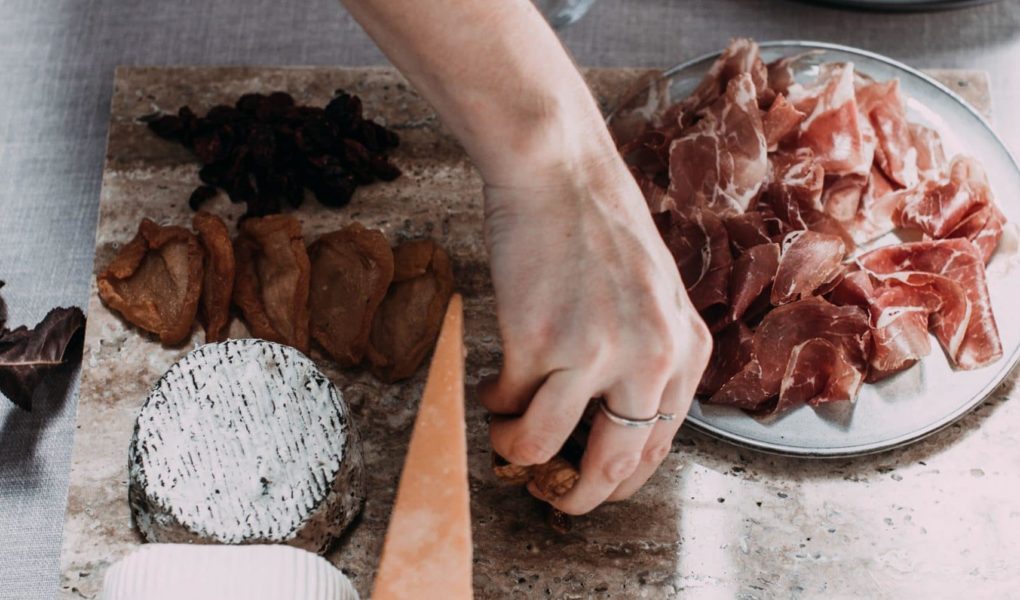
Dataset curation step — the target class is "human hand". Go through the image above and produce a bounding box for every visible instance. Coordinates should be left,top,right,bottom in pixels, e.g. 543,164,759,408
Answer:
479,153,712,515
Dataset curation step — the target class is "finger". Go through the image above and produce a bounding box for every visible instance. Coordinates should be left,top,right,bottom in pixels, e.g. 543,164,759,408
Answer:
604,419,682,502
607,374,696,502
478,369,541,416
489,369,597,466
550,394,658,515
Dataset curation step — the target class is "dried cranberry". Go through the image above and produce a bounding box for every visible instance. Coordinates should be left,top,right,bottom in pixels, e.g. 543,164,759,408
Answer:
205,105,240,125
192,133,224,165
257,92,295,122
370,156,401,181
310,172,356,208
148,89,400,217
199,163,227,187
325,92,362,132
227,174,257,205
371,121,399,149
282,173,305,207
236,93,265,114
188,185,218,211
246,125,276,168
148,115,183,140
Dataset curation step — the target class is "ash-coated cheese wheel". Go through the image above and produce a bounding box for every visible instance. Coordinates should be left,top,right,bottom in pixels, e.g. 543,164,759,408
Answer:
128,339,364,553
100,544,359,600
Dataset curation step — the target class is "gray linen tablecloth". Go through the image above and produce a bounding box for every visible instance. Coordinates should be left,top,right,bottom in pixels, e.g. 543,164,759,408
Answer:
1,1,1017,597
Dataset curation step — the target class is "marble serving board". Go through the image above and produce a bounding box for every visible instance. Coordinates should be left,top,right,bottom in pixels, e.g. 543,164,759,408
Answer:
60,67,1018,600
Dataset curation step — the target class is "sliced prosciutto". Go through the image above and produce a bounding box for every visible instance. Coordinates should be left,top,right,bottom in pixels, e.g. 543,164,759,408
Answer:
875,273,970,378
698,321,753,396
766,148,825,213
857,239,1002,369
822,173,868,222
763,94,806,150
867,315,930,381
897,156,992,239
829,270,939,381
766,54,798,98
709,297,870,411
910,123,948,180
630,165,670,213
849,165,901,243
668,73,768,215
654,207,732,320
945,203,1005,263
610,74,678,150
777,338,865,411
771,230,846,305
613,39,1007,416
724,212,773,253
802,209,855,251
796,64,870,176
730,242,780,321
681,38,770,117
857,79,919,188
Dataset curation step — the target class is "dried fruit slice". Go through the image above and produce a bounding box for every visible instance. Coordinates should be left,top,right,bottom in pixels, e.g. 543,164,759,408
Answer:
233,215,311,353
97,219,204,345
367,240,454,382
193,211,235,343
308,223,394,367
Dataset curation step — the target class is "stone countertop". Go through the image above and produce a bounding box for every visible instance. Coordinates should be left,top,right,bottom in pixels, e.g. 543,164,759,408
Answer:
57,66,1018,600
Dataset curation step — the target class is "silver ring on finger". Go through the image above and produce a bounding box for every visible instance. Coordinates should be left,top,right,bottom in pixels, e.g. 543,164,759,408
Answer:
598,398,659,428
656,411,677,421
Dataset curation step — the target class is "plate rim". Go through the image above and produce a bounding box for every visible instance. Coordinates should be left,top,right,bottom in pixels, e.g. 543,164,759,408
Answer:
644,40,1020,458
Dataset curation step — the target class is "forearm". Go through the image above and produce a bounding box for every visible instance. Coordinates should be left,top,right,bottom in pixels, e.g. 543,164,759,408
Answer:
339,0,618,187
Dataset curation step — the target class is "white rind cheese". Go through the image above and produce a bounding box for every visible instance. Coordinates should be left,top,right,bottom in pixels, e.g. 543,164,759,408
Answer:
101,543,359,600
129,339,364,553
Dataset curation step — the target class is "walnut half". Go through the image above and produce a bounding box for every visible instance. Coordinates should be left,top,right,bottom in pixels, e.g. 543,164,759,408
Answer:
527,457,580,503
491,453,580,503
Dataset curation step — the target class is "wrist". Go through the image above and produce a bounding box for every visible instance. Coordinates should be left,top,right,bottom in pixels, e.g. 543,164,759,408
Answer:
467,88,624,190
482,131,648,224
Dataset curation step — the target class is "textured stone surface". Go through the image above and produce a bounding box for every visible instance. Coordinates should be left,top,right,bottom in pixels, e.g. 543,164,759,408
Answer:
60,67,1018,600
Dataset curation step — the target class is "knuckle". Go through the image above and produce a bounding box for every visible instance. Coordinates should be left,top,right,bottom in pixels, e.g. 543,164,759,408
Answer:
575,342,599,367
514,318,557,351
645,335,677,376
686,317,713,364
643,442,671,466
603,452,642,483
691,315,712,346
574,337,609,370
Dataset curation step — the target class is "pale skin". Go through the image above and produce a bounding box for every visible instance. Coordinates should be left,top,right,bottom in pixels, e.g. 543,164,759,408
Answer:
340,0,712,514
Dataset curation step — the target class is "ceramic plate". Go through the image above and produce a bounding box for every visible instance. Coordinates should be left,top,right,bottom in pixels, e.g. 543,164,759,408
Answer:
610,41,1020,457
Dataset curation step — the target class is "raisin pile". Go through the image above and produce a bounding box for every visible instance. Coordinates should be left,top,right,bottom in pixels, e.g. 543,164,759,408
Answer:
146,91,400,218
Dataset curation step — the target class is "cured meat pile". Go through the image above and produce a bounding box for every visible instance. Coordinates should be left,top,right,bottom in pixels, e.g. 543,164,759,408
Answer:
611,39,1005,415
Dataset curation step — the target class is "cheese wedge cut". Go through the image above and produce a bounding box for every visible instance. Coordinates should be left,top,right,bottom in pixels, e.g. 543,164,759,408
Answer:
100,544,359,600
373,294,472,599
